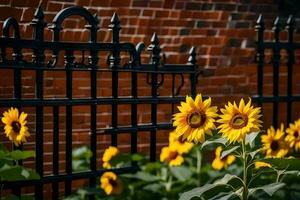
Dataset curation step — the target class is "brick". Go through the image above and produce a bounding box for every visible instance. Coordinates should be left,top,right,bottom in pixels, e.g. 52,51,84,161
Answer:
47,2,62,12
0,7,23,21
110,0,131,7
21,7,35,22
91,0,111,6
163,0,175,8
132,0,148,7
185,2,201,10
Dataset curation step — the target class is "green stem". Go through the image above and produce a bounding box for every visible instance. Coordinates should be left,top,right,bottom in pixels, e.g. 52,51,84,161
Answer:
242,140,248,200
165,173,173,192
196,147,202,186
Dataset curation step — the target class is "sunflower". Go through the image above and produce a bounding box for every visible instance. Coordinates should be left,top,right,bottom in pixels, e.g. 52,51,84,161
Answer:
217,98,262,143
160,145,184,166
212,146,236,170
100,172,123,195
1,107,30,146
168,131,194,154
254,161,271,169
261,124,289,158
102,146,119,169
173,94,218,143
286,119,300,151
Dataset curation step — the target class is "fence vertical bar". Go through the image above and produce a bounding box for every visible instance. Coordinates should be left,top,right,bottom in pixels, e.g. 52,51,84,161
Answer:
272,17,281,128
188,47,197,98
109,12,121,147
286,15,294,124
255,14,265,107
52,106,59,200
88,14,99,199
31,7,46,200
65,49,74,196
148,33,160,161
131,56,138,160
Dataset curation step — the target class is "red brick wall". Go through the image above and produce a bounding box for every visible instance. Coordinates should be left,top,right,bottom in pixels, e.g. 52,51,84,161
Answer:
0,0,300,192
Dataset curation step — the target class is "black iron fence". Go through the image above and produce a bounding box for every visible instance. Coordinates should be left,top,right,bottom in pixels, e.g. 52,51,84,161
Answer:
0,6,202,199
254,14,300,127
1,5,299,200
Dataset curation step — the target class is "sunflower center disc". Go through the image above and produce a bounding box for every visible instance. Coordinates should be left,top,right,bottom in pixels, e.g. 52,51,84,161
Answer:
230,114,248,129
109,178,118,187
270,141,279,151
11,121,21,133
294,131,299,138
168,151,178,160
187,112,205,128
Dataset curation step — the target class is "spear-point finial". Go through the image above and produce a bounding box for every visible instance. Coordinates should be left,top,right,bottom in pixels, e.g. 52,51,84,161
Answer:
109,12,121,43
148,33,161,65
273,17,281,30
286,15,294,30
31,6,46,41
150,32,159,45
34,6,44,20
188,46,197,65
93,13,100,26
255,14,264,30
32,6,46,25
109,12,121,30
273,17,281,42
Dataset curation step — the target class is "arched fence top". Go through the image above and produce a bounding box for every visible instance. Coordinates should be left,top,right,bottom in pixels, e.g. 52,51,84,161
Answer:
2,17,20,40
49,6,99,42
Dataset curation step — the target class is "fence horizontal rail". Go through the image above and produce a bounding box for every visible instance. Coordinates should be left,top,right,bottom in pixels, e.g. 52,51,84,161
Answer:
1,165,138,188
0,63,200,73
0,96,191,106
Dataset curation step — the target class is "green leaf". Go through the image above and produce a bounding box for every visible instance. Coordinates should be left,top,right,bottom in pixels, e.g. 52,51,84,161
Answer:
4,195,34,200
72,160,89,172
144,162,161,172
170,166,192,181
21,168,40,180
282,170,300,176
0,144,8,152
9,150,35,160
221,146,240,159
179,184,232,200
249,149,261,160
249,182,285,197
201,138,228,150
122,171,159,182
0,165,25,181
208,192,239,200
214,174,242,185
0,165,39,181
131,153,145,162
3,195,19,200
0,150,8,159
245,132,259,147
262,158,300,170
143,183,164,192
109,154,131,166
72,146,92,160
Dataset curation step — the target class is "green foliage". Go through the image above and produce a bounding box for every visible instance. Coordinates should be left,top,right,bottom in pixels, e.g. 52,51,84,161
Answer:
66,129,300,200
72,146,93,172
0,145,38,200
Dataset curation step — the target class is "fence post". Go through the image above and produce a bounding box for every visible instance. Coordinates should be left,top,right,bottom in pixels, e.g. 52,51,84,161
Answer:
148,33,160,161
31,7,46,200
286,15,294,124
109,12,121,146
188,46,197,98
272,17,281,128
255,15,265,107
